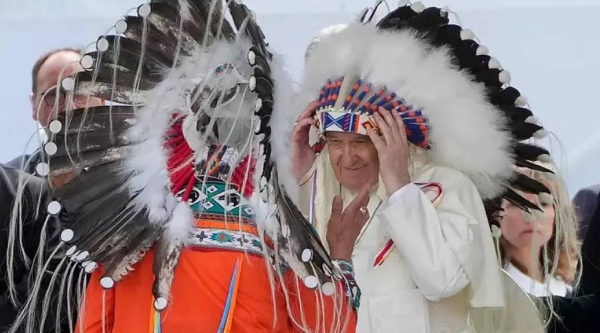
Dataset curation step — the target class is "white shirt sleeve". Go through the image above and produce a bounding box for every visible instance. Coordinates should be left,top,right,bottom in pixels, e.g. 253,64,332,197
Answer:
378,173,486,302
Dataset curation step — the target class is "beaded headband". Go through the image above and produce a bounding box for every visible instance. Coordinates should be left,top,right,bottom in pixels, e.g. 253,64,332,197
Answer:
313,76,431,149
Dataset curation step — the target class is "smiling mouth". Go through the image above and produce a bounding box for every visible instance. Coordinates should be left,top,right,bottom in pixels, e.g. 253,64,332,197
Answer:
344,167,363,171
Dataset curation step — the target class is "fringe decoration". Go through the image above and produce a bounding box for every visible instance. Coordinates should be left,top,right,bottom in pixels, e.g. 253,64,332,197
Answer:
218,258,243,333
149,301,162,333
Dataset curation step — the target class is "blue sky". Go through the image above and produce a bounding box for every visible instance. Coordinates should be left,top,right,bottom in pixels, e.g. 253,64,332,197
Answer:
0,0,599,194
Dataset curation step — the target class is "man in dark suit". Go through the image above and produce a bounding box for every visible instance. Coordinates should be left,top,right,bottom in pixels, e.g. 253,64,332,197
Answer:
2,47,104,332
0,164,48,328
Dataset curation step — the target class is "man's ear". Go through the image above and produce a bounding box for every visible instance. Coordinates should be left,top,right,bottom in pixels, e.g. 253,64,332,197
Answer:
30,93,38,121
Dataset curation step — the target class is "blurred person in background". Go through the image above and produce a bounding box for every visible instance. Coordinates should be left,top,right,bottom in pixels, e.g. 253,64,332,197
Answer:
1,47,104,333
572,185,599,239
495,162,580,297
572,184,600,296
547,213,600,333
5,47,104,175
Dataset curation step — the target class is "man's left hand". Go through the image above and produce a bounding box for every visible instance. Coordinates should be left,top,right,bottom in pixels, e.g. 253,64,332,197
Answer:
366,107,411,196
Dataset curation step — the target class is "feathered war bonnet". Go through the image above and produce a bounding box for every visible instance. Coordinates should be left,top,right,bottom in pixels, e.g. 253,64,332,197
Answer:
292,1,554,213
6,1,347,332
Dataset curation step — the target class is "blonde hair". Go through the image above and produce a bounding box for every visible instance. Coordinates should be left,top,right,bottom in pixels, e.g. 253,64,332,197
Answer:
500,164,581,284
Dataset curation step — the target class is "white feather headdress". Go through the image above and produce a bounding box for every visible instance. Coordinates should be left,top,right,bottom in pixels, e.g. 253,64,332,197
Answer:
276,4,554,214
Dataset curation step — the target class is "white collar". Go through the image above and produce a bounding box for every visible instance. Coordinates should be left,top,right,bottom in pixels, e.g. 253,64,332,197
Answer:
504,263,569,297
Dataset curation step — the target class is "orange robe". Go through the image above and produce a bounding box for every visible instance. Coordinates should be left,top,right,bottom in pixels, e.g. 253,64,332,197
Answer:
75,220,356,333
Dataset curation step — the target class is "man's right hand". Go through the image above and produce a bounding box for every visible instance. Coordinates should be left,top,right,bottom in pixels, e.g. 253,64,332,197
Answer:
291,101,322,181
326,184,371,261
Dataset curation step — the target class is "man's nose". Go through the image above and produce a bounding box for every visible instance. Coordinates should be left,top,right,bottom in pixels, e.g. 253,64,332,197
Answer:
341,144,357,162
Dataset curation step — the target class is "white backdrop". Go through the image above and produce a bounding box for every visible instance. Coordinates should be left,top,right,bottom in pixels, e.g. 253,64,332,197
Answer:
0,0,599,194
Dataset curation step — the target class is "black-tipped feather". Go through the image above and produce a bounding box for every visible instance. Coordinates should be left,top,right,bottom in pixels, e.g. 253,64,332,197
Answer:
50,157,161,268
104,236,158,281
93,35,174,73
152,236,183,304
515,158,555,174
49,147,129,173
375,5,419,29
74,63,159,104
503,188,542,212
154,0,224,42
277,187,334,282
376,4,553,218
490,86,523,106
228,2,268,56
511,173,551,195
406,7,449,32
51,106,135,158
144,2,199,49
515,143,550,162
512,122,544,141
84,47,167,76
53,162,126,214
123,14,190,58
501,106,534,124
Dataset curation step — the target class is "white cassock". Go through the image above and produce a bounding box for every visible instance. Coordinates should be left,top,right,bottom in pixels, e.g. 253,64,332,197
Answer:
297,149,544,333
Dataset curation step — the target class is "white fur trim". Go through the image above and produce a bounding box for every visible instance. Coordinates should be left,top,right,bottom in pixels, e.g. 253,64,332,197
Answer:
284,24,513,199
167,201,195,243
305,24,348,60
270,54,302,202
250,194,279,237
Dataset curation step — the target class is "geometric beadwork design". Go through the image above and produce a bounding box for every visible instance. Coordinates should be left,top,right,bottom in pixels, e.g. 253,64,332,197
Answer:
181,178,256,223
313,76,431,149
189,227,264,256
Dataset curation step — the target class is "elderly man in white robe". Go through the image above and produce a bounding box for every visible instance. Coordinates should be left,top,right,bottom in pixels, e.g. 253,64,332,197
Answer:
275,3,554,333
291,101,504,332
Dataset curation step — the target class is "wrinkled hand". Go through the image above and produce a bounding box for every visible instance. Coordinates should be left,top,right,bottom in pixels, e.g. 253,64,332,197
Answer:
366,107,411,197
291,101,323,181
326,184,371,261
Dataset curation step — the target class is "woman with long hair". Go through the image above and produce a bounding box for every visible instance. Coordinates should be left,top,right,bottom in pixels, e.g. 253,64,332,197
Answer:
496,162,580,297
